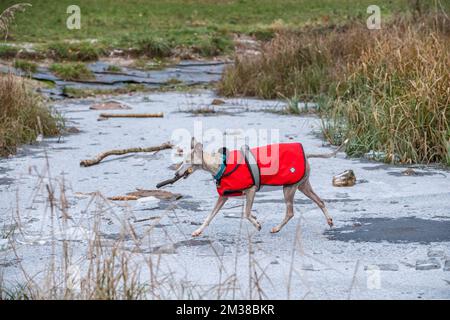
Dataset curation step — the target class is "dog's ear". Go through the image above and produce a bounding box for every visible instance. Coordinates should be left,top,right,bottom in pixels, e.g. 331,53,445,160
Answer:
191,142,203,165
194,142,203,153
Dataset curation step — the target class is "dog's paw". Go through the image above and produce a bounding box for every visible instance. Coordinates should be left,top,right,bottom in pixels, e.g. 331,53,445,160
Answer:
270,227,280,233
327,218,334,228
192,229,202,237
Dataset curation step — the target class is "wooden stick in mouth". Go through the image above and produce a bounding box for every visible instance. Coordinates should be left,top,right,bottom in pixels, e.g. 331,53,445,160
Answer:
156,168,193,188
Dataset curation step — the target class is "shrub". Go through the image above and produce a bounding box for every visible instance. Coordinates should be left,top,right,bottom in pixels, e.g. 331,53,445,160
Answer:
49,62,94,81
46,42,100,61
218,23,370,99
135,37,172,58
0,73,62,156
0,44,18,59
14,59,37,74
192,34,233,57
219,14,450,164
321,18,450,164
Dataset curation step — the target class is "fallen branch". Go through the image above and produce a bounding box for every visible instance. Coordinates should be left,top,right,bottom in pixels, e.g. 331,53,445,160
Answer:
80,142,173,167
98,112,164,119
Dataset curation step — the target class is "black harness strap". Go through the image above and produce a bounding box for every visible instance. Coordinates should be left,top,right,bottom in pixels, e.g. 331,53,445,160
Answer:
241,145,260,191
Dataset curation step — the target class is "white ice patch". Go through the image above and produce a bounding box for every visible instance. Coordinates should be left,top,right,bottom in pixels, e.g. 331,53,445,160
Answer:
137,196,159,204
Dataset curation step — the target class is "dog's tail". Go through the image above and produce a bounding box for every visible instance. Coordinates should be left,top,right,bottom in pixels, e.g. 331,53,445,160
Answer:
306,139,349,159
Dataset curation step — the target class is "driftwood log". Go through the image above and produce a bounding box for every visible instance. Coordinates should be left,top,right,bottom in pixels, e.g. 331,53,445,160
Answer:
80,142,173,167
98,113,164,119
108,195,139,201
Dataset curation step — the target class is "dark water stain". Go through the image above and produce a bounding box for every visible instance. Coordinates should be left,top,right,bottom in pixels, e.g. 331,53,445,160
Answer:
101,233,133,241
325,217,450,243
147,239,212,254
134,216,160,223
361,164,393,171
153,223,171,228
387,171,446,177
256,198,362,205
159,199,202,211
175,239,212,248
0,166,14,185
361,161,450,174
0,177,14,186
0,258,22,268
433,215,450,220
50,146,80,152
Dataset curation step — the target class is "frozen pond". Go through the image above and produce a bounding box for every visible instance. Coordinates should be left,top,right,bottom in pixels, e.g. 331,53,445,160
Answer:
1,90,450,299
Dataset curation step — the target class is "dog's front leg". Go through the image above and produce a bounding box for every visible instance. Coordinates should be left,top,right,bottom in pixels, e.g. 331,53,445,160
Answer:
244,186,261,231
192,196,228,237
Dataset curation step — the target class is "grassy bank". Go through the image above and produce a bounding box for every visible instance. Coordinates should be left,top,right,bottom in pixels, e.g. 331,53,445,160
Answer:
322,16,450,164
219,11,450,165
49,62,94,81
0,74,62,156
0,0,412,59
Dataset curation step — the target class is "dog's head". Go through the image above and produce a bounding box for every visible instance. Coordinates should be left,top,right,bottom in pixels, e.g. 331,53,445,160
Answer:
175,137,204,179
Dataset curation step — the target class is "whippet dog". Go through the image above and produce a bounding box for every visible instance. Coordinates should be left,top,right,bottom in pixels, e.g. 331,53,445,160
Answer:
164,138,347,237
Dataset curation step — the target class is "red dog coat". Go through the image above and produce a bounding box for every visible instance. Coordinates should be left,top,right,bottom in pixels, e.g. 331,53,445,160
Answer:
216,143,307,196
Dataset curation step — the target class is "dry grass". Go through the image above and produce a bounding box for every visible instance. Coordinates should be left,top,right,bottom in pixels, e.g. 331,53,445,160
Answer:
322,15,450,164
219,13,450,164
0,73,62,156
218,23,370,100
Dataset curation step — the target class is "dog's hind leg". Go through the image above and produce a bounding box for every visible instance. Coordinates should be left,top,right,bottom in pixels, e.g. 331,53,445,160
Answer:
298,179,334,227
192,196,228,237
270,184,297,233
243,186,261,231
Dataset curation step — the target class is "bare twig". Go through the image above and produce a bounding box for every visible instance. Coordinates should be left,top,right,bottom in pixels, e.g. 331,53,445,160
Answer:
79,142,173,167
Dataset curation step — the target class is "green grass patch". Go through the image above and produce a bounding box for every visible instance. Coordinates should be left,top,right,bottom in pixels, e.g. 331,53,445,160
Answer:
182,106,217,115
134,37,172,58
62,83,149,98
14,59,38,74
192,34,233,57
165,78,183,86
50,62,94,81
0,0,419,58
45,41,101,61
62,81,213,98
0,44,18,59
105,65,122,73
132,58,169,71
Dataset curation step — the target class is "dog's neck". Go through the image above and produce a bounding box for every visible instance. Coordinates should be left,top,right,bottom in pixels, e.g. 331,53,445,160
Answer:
201,151,222,175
